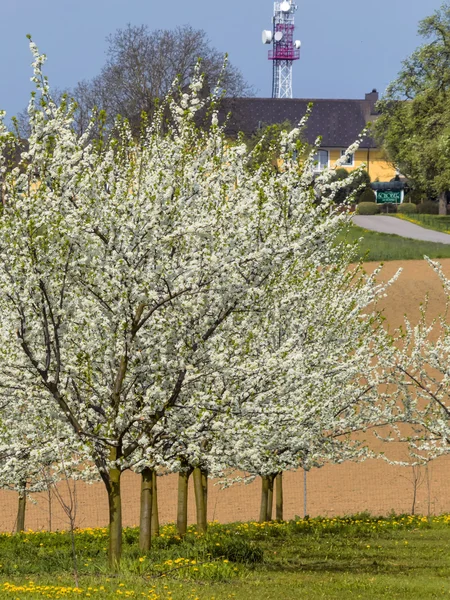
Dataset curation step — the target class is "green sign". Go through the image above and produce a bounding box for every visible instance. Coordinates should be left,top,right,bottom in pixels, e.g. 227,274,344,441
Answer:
376,190,403,204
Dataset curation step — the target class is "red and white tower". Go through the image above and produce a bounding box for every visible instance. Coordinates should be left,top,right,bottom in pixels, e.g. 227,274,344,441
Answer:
262,1,301,99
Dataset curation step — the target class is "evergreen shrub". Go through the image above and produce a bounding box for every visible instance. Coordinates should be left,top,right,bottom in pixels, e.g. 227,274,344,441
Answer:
358,188,376,203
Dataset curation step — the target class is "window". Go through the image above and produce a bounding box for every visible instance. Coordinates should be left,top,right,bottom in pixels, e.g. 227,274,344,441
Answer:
313,150,329,171
340,150,354,167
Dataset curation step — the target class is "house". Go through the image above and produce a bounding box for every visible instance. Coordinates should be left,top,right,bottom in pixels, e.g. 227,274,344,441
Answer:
220,90,396,182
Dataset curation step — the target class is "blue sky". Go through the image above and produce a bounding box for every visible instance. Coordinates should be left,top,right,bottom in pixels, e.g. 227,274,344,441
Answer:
0,0,444,118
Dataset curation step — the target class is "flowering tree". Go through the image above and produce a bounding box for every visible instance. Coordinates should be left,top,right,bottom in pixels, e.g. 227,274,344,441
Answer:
0,386,92,532
387,260,450,461
133,176,400,528
131,176,400,530
208,258,399,521
0,40,400,567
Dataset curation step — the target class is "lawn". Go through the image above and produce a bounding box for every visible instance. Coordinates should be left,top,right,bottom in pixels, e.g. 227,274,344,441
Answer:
1,515,450,599
344,225,450,261
391,213,450,234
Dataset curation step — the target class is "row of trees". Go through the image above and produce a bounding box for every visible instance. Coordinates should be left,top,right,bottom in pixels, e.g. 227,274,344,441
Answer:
1,40,450,572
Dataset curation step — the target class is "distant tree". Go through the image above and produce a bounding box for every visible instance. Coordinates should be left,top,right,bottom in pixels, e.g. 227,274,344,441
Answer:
13,25,253,138
374,3,450,214
73,24,253,133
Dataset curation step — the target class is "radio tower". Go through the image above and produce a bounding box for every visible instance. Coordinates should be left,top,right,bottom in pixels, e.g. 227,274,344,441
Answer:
262,1,301,99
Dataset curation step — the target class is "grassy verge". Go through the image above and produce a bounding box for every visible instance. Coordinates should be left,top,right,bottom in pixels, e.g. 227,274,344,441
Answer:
343,225,450,261
391,213,450,234
1,515,450,599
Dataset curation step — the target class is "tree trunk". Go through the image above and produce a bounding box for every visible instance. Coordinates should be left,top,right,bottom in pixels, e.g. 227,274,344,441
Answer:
267,474,274,521
16,485,27,533
107,467,122,570
275,473,283,521
139,467,153,552
193,467,207,533
151,470,159,537
48,486,52,532
201,468,208,524
259,476,269,523
303,469,308,519
177,469,192,537
439,191,447,215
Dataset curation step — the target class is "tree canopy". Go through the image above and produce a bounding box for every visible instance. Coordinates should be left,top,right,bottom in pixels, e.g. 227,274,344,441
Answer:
74,24,253,134
374,3,450,213
14,24,253,138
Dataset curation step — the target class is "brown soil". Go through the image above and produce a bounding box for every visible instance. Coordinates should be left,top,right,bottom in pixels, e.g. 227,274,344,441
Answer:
2,259,450,532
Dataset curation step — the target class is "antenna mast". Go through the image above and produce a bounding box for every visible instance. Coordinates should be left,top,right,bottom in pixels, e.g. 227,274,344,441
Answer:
262,1,301,99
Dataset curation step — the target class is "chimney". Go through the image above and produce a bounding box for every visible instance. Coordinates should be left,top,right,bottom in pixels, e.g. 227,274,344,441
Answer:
365,89,379,114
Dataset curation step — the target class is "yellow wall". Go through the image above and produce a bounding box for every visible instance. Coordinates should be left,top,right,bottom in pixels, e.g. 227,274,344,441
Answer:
328,148,396,182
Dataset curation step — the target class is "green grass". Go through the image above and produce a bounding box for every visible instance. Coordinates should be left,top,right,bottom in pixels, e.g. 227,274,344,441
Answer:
343,225,450,261
392,213,450,234
1,515,450,599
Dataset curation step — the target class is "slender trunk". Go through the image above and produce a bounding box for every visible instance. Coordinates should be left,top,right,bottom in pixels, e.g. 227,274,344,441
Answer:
411,466,418,516
426,464,432,519
439,191,447,215
48,486,52,532
69,521,79,588
151,470,159,537
16,485,27,533
267,475,274,521
275,473,283,521
139,467,153,552
201,468,208,525
177,469,192,537
259,476,269,523
303,469,308,519
107,467,122,570
193,467,207,533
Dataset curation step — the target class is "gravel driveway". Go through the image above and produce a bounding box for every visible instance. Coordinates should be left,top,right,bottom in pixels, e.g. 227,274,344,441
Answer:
353,215,450,244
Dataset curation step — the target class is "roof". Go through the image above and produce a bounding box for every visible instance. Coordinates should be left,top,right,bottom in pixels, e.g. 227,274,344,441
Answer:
219,94,379,149
371,181,406,191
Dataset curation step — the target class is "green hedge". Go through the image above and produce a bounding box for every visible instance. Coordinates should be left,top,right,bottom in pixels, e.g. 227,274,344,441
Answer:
417,201,439,214
357,202,381,215
398,203,417,214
